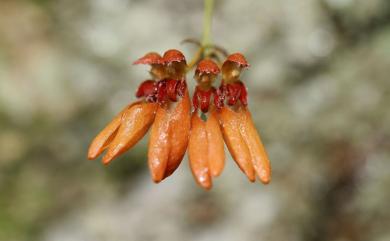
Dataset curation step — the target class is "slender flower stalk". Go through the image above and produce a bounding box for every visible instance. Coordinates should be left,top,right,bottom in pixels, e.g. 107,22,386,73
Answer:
202,0,214,50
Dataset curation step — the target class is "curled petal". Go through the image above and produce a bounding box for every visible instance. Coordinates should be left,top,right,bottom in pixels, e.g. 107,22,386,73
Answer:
148,104,171,183
206,110,225,177
102,102,157,165
164,91,191,178
218,106,255,182
238,107,271,184
189,113,212,189
87,103,135,160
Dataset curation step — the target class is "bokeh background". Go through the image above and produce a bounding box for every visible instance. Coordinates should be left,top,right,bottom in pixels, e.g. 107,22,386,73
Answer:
1,0,390,240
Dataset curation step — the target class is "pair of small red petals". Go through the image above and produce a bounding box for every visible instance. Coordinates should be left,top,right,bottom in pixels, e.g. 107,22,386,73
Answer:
218,106,271,184
188,110,225,189
133,50,186,65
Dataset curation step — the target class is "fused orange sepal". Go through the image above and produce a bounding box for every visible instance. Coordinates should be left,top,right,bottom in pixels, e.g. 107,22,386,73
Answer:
205,110,225,177
102,102,157,165
218,106,255,182
148,104,171,183
238,107,271,184
164,91,191,178
87,103,133,160
189,113,212,190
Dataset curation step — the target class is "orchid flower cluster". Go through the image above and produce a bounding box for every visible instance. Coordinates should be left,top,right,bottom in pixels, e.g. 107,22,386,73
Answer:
88,49,271,189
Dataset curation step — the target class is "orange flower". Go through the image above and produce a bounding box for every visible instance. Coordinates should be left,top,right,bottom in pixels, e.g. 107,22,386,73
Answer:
188,59,225,189
216,53,271,184
87,52,164,164
148,49,191,182
88,49,272,189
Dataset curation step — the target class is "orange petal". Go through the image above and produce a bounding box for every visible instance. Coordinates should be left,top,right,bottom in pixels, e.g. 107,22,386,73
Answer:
102,102,157,165
188,113,212,190
164,91,191,178
206,110,225,177
87,103,134,160
239,107,271,184
218,106,255,182
148,104,171,183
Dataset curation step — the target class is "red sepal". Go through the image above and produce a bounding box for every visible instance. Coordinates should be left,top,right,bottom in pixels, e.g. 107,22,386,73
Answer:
133,52,163,65
224,53,250,68
196,59,220,75
163,49,186,64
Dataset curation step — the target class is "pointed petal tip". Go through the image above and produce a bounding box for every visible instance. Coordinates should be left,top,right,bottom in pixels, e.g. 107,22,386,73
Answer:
210,171,221,178
87,150,97,160
102,155,114,165
87,155,96,161
151,175,163,183
210,167,224,178
259,175,271,185
249,178,256,183
247,173,256,183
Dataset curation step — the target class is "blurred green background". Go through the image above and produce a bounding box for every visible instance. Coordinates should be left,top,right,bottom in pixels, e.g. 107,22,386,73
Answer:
1,0,390,240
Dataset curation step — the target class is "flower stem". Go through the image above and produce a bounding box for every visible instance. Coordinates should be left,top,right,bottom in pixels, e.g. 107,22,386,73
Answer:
202,0,214,51
187,0,215,71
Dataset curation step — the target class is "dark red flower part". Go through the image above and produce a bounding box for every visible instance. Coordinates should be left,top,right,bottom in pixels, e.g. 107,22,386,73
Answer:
163,49,186,64
214,82,248,108
133,52,163,65
154,79,187,104
156,80,167,103
166,79,179,102
214,86,226,109
224,53,250,68
196,59,220,75
136,80,157,102
176,80,187,97
193,86,216,113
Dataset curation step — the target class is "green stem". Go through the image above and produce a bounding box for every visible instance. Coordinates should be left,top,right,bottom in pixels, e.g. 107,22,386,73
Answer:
202,0,214,49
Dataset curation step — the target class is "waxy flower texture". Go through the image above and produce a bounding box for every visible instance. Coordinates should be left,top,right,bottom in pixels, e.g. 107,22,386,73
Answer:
88,49,271,189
